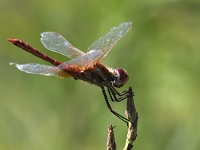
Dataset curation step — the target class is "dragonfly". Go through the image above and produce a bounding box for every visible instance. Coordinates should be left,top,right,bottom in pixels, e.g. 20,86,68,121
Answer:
8,22,133,123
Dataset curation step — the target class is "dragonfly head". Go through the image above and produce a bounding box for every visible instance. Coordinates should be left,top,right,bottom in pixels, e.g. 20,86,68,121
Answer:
112,68,129,88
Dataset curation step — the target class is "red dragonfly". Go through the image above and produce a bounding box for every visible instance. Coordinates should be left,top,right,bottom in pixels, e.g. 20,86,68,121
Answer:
8,22,132,123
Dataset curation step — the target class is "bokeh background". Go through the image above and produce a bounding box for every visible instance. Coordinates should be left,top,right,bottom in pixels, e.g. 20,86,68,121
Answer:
0,0,200,150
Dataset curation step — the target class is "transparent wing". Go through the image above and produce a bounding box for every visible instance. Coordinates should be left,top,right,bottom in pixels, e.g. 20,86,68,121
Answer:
10,63,69,78
41,32,85,59
87,22,132,60
63,50,103,67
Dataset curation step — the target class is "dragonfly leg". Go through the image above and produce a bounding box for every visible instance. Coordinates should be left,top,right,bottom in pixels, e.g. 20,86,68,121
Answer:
107,87,126,102
108,85,134,102
101,86,129,124
110,85,128,96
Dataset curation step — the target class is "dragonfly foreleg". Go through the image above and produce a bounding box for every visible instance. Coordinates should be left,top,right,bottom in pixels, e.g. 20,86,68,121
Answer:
107,87,127,102
108,85,134,102
109,85,129,96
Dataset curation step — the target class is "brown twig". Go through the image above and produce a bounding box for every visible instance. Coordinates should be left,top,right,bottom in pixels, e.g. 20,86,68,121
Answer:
106,87,138,150
123,87,138,150
107,125,116,150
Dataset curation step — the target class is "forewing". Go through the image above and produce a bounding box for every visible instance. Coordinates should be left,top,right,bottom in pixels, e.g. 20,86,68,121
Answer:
10,63,69,78
87,22,132,60
41,32,85,59
63,50,102,67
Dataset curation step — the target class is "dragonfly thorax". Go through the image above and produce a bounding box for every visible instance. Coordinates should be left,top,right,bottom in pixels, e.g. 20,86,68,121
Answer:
112,68,129,88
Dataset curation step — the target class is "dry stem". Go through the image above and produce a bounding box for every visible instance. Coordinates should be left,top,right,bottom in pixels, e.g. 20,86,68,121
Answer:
106,87,138,150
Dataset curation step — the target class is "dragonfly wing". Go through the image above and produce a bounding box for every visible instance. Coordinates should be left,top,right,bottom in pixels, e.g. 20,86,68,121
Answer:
63,50,102,67
87,22,132,60
10,63,69,78
41,32,85,59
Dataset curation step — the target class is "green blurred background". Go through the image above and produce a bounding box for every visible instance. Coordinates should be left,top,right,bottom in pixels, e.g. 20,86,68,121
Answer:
0,0,200,149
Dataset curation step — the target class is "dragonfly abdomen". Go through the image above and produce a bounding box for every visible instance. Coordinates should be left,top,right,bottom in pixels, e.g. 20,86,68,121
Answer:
8,38,62,66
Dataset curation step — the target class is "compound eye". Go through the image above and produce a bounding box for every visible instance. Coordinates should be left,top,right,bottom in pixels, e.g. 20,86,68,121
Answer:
113,68,129,88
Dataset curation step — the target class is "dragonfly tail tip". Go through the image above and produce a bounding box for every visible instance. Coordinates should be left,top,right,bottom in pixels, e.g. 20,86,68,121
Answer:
7,38,18,44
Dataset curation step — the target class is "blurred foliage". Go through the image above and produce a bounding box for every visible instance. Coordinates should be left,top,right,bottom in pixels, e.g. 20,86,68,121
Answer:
0,0,200,150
